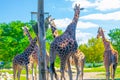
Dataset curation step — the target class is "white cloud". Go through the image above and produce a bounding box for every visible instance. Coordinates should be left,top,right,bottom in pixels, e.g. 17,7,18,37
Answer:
76,30,93,44
67,0,120,11
77,21,98,29
71,0,95,8
80,11,120,20
54,18,71,29
95,0,120,11
54,18,98,29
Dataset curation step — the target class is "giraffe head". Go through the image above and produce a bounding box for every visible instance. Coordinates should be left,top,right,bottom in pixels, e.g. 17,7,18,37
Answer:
47,15,55,27
97,27,104,38
22,26,29,36
74,4,80,16
45,15,54,31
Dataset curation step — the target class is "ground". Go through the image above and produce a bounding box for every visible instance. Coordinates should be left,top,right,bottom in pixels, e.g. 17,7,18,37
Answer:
0,66,120,80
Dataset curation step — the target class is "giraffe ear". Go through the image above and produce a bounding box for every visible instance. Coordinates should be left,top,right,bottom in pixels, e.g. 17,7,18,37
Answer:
80,8,84,10
103,30,106,32
25,26,29,30
52,18,55,21
48,15,51,18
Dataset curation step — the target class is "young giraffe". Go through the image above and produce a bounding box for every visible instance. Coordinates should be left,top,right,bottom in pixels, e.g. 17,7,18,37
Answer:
47,16,85,80
97,27,118,80
22,26,38,80
13,37,37,80
22,26,50,80
69,50,85,80
49,4,81,80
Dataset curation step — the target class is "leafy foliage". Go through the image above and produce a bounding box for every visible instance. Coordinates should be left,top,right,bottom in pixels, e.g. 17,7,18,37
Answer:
108,28,120,63
0,20,62,63
0,21,35,61
0,20,119,66
79,38,104,63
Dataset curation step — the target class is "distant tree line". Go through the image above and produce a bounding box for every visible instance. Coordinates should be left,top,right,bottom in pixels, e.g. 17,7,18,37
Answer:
0,21,120,64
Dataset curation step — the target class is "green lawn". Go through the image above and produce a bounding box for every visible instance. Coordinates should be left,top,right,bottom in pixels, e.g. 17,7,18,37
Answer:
0,66,120,80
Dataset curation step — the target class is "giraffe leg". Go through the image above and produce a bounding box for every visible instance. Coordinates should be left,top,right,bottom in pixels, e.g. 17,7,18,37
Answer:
111,54,118,80
46,64,49,80
26,65,29,80
34,64,37,80
73,55,80,80
79,59,84,80
104,58,110,80
111,63,117,80
105,66,110,80
67,57,72,80
80,59,84,80
31,63,34,80
60,56,67,80
49,50,58,80
17,66,22,80
60,70,66,80
13,63,17,80
46,68,49,80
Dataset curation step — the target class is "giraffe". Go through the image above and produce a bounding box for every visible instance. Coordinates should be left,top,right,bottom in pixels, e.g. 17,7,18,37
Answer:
97,27,118,80
47,16,85,80
68,50,85,80
22,26,50,80
22,26,38,80
49,4,81,80
13,37,37,80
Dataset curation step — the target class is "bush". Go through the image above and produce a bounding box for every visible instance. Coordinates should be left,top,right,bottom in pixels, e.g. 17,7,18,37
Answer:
0,62,12,69
85,63,103,68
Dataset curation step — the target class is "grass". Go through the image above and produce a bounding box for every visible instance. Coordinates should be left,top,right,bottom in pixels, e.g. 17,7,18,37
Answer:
0,66,120,80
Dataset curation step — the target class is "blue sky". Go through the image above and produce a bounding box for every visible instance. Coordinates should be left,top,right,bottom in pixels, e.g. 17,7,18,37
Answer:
0,0,120,44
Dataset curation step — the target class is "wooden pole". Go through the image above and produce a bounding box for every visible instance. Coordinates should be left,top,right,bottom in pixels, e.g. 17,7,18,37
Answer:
37,0,46,80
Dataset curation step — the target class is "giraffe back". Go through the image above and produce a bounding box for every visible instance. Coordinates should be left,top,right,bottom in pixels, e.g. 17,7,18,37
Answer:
13,37,37,65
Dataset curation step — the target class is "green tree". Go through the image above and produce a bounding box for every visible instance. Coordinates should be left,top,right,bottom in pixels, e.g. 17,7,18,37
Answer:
0,21,36,62
79,38,104,63
0,20,62,63
108,28,120,63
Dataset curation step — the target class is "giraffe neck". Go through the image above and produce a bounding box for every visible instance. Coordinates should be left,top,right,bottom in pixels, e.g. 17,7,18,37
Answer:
101,30,111,50
25,27,38,52
23,37,37,57
64,10,80,39
50,21,59,38
72,10,80,24
25,28,33,42
101,31,106,42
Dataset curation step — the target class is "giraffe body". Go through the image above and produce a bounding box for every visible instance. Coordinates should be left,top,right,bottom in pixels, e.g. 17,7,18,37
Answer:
13,37,37,80
22,26,50,80
48,10,85,80
97,27,118,80
49,4,81,80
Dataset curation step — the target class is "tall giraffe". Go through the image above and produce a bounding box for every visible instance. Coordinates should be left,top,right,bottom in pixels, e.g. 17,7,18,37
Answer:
47,16,85,80
22,26,50,80
49,4,81,80
13,37,37,80
97,27,118,80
